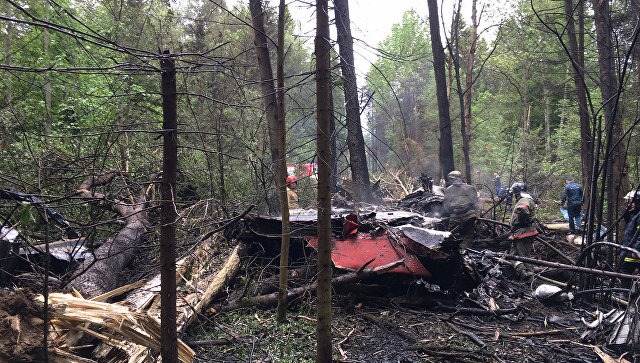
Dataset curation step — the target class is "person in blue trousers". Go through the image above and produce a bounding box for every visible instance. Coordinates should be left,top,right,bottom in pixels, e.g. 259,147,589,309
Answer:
560,176,583,234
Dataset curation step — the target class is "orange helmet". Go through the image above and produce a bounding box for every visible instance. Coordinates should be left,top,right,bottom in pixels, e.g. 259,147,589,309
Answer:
286,176,298,183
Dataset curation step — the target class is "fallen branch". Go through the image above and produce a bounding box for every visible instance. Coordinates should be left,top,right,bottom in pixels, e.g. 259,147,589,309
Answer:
484,251,640,281
183,243,244,329
506,328,577,337
436,301,519,316
445,321,486,347
220,259,405,312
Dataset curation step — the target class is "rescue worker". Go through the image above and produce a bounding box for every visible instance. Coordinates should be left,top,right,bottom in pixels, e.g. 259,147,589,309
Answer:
560,176,583,234
443,170,478,248
620,208,640,289
286,176,299,209
509,182,538,276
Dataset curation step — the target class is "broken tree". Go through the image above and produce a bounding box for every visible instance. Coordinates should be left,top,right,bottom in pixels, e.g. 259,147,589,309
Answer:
68,169,155,297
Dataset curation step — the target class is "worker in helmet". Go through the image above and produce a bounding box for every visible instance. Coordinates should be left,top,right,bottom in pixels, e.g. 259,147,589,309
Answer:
509,182,538,276
443,170,478,248
286,176,299,209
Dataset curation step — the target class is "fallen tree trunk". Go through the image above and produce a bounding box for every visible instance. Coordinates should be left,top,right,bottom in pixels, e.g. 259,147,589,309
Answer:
219,259,404,312
67,170,154,297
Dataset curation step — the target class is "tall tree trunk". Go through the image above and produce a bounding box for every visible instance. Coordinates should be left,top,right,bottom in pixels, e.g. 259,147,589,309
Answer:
113,0,130,173
558,68,569,153
249,0,281,213
544,83,551,152
159,50,178,363
44,3,51,143
427,0,455,180
450,1,471,182
564,0,592,204
592,0,627,245
334,0,370,201
463,0,478,179
5,3,12,107
276,0,291,323
316,0,332,360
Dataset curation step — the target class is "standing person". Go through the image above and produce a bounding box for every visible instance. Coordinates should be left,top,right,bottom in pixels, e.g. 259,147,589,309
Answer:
286,176,299,209
620,210,640,289
560,176,583,234
493,173,501,195
443,171,478,248
509,182,538,276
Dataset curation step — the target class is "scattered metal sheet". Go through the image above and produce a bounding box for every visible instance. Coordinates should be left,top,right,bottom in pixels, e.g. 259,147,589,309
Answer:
20,237,90,262
397,225,450,249
306,232,432,277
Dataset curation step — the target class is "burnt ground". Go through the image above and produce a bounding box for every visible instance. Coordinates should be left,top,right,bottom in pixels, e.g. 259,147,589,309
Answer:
186,277,615,363
185,228,632,363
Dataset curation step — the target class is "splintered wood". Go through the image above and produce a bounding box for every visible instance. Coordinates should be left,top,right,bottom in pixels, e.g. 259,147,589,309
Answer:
55,234,241,362
39,293,195,363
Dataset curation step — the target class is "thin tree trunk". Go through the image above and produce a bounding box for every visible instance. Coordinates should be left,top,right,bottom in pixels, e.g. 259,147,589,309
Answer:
564,0,592,204
558,68,569,152
275,0,291,323
159,50,178,363
249,0,281,213
450,1,471,182
427,0,455,180
334,0,370,201
5,3,12,106
544,83,551,152
44,3,51,143
315,0,332,360
463,0,478,179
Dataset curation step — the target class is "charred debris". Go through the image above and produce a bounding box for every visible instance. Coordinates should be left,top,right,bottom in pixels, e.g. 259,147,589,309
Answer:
0,177,639,362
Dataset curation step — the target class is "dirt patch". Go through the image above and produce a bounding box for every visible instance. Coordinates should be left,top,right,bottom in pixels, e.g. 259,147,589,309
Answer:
0,289,45,362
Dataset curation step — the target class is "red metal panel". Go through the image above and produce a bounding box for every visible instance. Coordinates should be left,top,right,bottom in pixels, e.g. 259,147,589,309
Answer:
306,233,431,277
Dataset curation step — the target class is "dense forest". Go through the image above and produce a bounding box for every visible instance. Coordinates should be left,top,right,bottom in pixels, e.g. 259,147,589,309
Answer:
1,0,640,361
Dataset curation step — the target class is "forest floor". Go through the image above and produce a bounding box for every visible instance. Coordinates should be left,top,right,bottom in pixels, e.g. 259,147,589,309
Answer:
183,227,630,363
0,216,633,362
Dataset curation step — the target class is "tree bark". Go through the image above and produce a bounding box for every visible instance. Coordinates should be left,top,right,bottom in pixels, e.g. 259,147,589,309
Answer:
334,0,370,202
5,2,12,106
44,2,51,143
427,0,455,180
316,0,332,360
592,0,627,245
160,50,178,363
544,83,550,152
275,0,291,323
462,0,478,180
450,1,471,182
564,0,592,204
249,0,281,213
68,170,151,297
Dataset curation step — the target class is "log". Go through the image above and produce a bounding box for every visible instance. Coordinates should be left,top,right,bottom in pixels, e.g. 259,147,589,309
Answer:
182,243,243,329
68,170,155,297
220,259,405,312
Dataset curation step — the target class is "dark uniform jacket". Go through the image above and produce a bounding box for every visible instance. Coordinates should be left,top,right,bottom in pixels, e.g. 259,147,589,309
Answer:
443,181,478,222
510,193,538,239
621,211,640,263
561,182,583,208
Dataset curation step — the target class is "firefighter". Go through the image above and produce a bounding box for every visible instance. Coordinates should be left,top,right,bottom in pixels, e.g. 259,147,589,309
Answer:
509,182,538,276
286,176,299,209
620,210,640,289
443,170,478,248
